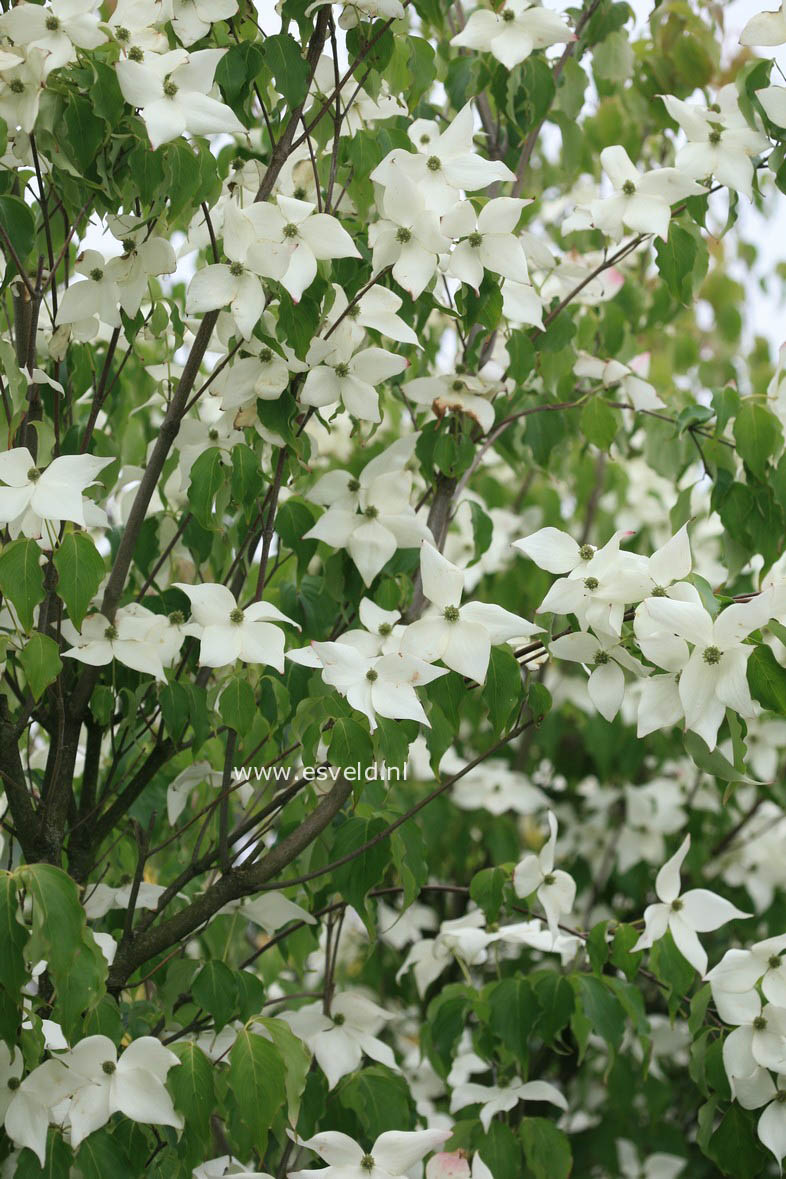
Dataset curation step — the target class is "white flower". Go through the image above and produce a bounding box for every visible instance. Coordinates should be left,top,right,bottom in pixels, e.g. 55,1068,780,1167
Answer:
548,629,645,722
401,542,539,684
574,351,664,411
166,761,224,824
451,759,548,815
0,446,111,532
57,249,123,331
174,582,298,670
104,0,168,54
741,1,786,46
451,0,574,69
739,1074,786,1167
63,607,175,681
61,1034,183,1148
369,169,450,299
290,1128,451,1179
0,1045,23,1122
0,47,47,132
167,0,239,46
116,48,245,150
105,214,177,316
324,283,420,348
281,992,397,1089
442,198,530,291
616,1140,685,1179
632,835,751,975
661,87,769,201
513,811,576,936
721,996,786,1086
707,934,786,1018
4,1057,72,1166
427,1151,493,1179
0,0,106,77
289,640,446,731
307,0,405,30
637,592,777,750
396,911,495,995
403,372,501,433
756,83,786,131
589,146,704,241
301,324,408,424
450,1075,567,1132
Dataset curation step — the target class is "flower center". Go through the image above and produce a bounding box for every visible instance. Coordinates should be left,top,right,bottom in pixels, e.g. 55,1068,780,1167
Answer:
163,79,178,97
754,1016,768,1030
709,129,722,145
45,14,60,30
395,226,412,243
27,466,41,482
169,610,185,626
293,186,307,200
128,46,144,61
259,346,273,363
102,1060,116,1074
89,268,104,282
426,155,442,172
333,1013,346,1025
584,576,599,590
335,363,349,379
115,25,130,41
578,544,594,560
229,607,244,625
104,624,118,641
229,261,244,277
502,7,515,18
231,158,244,172
7,1077,20,1090
594,650,609,665
670,898,683,911
348,478,360,492
208,428,219,440
543,872,556,885
379,622,392,636
121,238,136,255
702,645,722,665
651,585,668,597
777,1091,786,1103
622,180,636,195
443,605,460,623
468,231,483,248
283,222,299,239
451,379,465,391
364,505,379,518
9,79,24,93
769,956,782,969
361,1157,375,1173
366,669,378,682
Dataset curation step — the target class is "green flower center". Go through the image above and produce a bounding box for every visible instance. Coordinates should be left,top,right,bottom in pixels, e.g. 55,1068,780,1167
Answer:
366,669,378,682
259,347,273,363
335,363,350,379
115,25,130,41
89,268,104,282
395,226,412,243
703,645,722,665
622,180,636,195
163,80,178,98
594,650,609,665
361,1157,375,1173
578,544,594,560
670,898,683,911
769,956,782,970
468,232,483,248
426,155,442,172
229,261,244,277
121,238,136,255
364,505,379,519
754,1016,767,1030
27,467,41,482
347,304,360,319
104,624,118,641
651,585,668,597
9,79,24,93
443,605,460,623
333,1013,346,1024
543,872,556,885
208,428,219,440
231,158,244,172
709,129,722,145
293,186,307,200
168,610,185,626
283,223,299,239
777,1091,786,1103
45,15,60,30
7,1076,20,1090
502,6,515,18
584,576,599,590
128,46,144,61
348,478,360,492
379,623,392,636
102,1060,116,1074
451,379,465,391
229,608,244,625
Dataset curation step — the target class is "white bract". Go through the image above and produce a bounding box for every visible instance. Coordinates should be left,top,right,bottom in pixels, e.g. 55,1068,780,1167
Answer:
450,1075,567,1132
281,992,397,1089
741,1,786,46
0,447,111,535
174,583,298,670
632,835,751,975
589,146,704,241
442,198,530,291
661,87,769,201
513,811,577,936
290,1128,451,1179
0,0,106,78
450,0,574,70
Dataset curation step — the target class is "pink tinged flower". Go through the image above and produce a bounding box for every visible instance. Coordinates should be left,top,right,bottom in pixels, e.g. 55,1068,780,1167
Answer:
400,542,539,684
290,1127,452,1179
740,1,786,47
631,835,751,976
512,810,576,936
589,145,705,241
174,582,298,670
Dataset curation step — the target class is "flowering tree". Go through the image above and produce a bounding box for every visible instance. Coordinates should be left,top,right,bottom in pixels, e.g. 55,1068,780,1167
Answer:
5,0,786,1174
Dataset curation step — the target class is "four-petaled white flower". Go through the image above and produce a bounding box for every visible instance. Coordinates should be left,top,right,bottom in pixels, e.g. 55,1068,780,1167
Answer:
451,0,574,70
590,146,704,241
281,992,397,1090
174,582,298,670
0,0,106,78
301,323,408,423
632,835,751,975
0,446,111,534
442,198,530,292
369,168,450,298
661,87,769,201
548,629,645,722
401,542,539,684
513,810,576,936
450,1075,567,1132
290,1128,451,1179
574,351,664,411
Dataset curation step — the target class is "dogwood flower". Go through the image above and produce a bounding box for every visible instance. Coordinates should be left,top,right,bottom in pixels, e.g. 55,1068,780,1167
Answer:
721,995,786,1087
396,911,496,995
404,371,501,433
427,1152,493,1179
288,641,447,730
369,169,450,298
401,543,539,684
0,0,106,78
451,0,574,69
301,325,408,423
741,1,786,46
616,1140,685,1179
638,592,777,750
660,87,769,201
103,0,167,54
63,605,181,680
4,1057,72,1166
116,48,245,150
0,1046,23,1122
451,759,548,815
174,583,298,670
61,1035,183,1148
548,629,645,722
632,835,751,975
756,83,786,130
589,146,704,241
707,934,786,1016
290,1128,451,1179
0,447,111,532
0,47,47,132
167,0,239,46
735,1073,786,1167
442,198,530,291
104,214,177,316
574,351,664,411
513,811,577,936
281,992,397,1089
324,283,420,348
450,1075,567,1132
56,249,124,330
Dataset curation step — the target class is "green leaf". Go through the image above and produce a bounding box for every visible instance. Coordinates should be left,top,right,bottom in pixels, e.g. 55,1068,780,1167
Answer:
576,975,625,1050
19,634,62,701
482,645,522,733
734,400,782,478
227,1029,286,1154
470,866,506,922
705,1104,768,1177
487,978,538,1063
76,1127,136,1179
15,1130,73,1178
192,961,238,1031
169,1042,216,1161
338,1066,415,1141
53,532,105,629
580,397,619,450
684,731,761,785
391,821,428,907
263,33,310,107
650,929,696,1015
328,717,375,777
520,1118,572,1179
187,447,226,529
655,223,706,304
533,972,575,1044
253,1016,311,1125
748,644,786,716
0,194,35,267
0,538,45,631
332,817,390,920
219,678,256,736
62,95,105,171
0,872,27,996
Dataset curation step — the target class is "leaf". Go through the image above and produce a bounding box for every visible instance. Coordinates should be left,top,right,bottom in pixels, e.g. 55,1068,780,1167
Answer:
0,538,45,630
391,821,428,907
470,866,506,923
15,1130,73,1178
532,972,575,1044
19,634,62,701
576,975,625,1050
734,400,782,479
655,223,706,304
187,446,226,528
192,961,237,1032
62,95,105,171
705,1104,768,1178
263,33,310,107
328,717,375,777
467,500,493,565
487,978,538,1063
748,644,786,716
481,645,522,733
227,1029,286,1154
253,1016,311,1125
169,1042,216,1162
338,1067,415,1141
331,817,390,920
53,532,105,628
219,678,256,736
580,397,619,450
76,1127,136,1179
0,872,27,996
0,194,35,267
520,1118,572,1179
683,731,761,785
